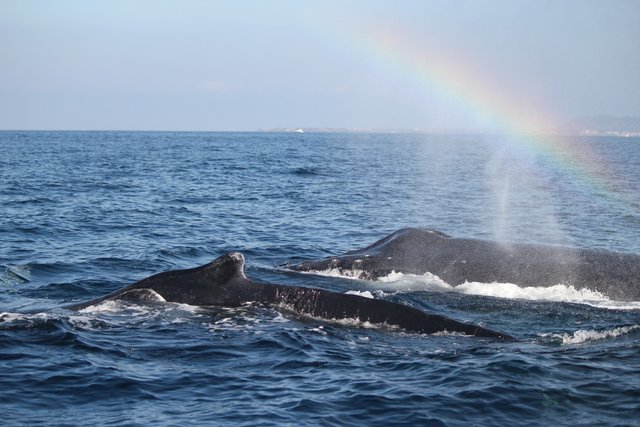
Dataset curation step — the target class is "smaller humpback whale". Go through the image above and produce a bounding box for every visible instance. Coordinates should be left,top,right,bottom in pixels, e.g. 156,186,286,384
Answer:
287,228,640,302
66,252,511,339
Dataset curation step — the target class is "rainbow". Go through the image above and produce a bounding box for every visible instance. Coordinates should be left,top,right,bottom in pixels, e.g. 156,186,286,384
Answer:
343,23,555,134
321,20,636,213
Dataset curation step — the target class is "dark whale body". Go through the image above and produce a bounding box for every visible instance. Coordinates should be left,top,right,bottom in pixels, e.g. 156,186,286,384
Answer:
66,252,511,339
288,228,640,302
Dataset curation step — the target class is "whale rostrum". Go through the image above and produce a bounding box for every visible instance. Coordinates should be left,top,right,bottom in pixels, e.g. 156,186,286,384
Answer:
66,252,512,340
287,228,640,302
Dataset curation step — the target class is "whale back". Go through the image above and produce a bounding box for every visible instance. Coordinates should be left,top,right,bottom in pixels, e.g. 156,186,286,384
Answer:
134,252,252,305
305,228,451,278
66,252,253,309
66,251,513,339
345,227,450,256
347,227,449,257
291,228,640,301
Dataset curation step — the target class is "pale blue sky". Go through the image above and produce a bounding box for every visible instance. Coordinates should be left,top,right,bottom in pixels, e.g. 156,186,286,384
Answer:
1,0,638,131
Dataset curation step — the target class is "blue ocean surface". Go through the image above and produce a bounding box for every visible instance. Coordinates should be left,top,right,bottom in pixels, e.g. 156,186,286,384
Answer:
1,131,639,426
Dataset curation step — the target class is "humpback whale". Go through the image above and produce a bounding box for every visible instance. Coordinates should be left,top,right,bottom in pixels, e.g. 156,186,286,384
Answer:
287,228,640,302
66,252,511,339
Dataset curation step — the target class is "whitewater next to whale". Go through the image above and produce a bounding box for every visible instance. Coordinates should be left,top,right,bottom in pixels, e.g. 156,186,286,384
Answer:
287,228,640,302
61,227,640,341
66,252,512,339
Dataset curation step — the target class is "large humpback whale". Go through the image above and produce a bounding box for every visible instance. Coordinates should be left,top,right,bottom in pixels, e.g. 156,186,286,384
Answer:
66,252,511,339
287,228,640,302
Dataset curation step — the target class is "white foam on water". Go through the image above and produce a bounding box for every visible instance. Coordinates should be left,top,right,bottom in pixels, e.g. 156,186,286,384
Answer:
330,318,381,329
430,330,470,337
1,312,22,322
312,269,640,310
73,298,217,329
1,311,105,331
0,311,46,323
78,290,168,314
79,299,132,314
308,325,327,334
271,312,290,323
455,281,640,310
207,315,258,333
547,325,640,345
67,315,99,330
455,281,609,304
345,290,375,299
206,304,288,333
212,317,234,325
378,270,448,286
170,302,204,314
300,267,369,280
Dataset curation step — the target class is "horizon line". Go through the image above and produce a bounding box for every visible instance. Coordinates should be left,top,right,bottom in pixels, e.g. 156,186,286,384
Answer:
1,127,639,137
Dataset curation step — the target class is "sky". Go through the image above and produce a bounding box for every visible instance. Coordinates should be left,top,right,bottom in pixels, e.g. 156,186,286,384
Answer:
1,0,639,132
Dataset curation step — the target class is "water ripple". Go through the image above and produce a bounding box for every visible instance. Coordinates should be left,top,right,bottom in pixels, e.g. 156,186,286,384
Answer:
2,131,640,426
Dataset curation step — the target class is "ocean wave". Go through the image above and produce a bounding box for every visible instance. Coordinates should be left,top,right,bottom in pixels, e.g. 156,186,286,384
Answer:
290,166,321,176
2,300,268,336
207,305,290,333
545,325,640,345
0,311,110,332
75,296,218,329
0,265,32,285
0,311,45,324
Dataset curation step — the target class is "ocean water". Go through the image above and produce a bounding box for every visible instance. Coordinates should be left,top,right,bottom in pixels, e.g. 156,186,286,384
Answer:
1,131,639,426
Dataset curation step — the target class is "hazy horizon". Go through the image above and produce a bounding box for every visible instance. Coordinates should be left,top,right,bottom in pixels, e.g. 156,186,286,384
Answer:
2,1,639,132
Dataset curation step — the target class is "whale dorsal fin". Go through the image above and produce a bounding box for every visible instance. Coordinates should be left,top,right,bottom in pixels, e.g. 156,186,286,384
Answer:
202,252,248,284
